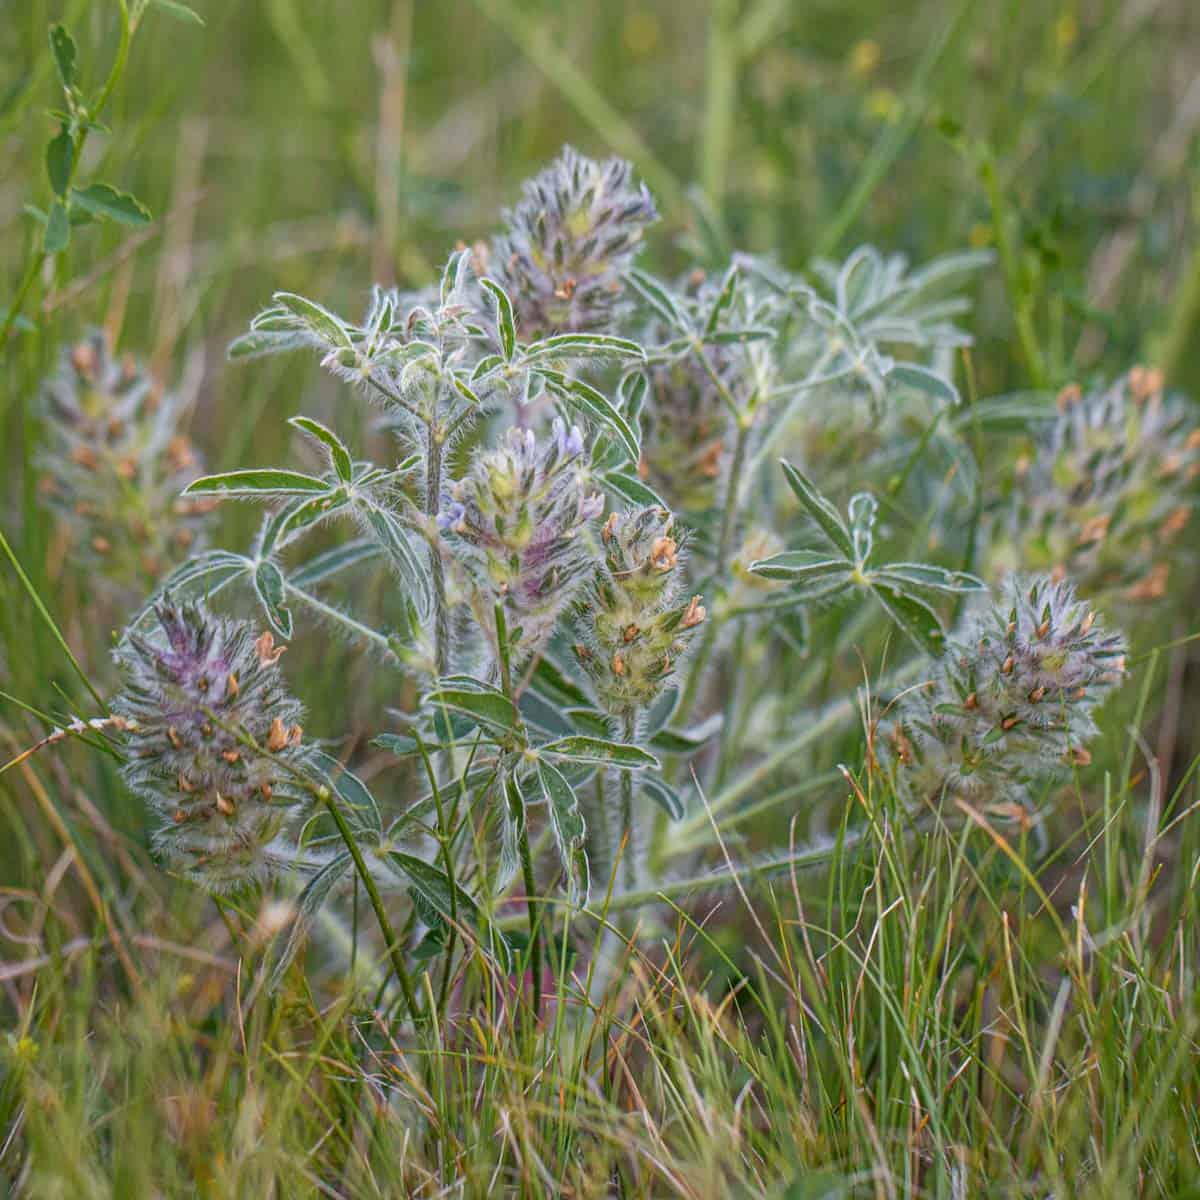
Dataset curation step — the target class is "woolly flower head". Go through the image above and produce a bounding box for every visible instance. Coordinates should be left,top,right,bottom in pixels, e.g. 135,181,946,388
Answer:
38,331,213,590
994,369,1200,609
642,268,780,515
879,575,1126,809
442,419,603,661
113,601,315,893
574,506,706,714
488,146,658,337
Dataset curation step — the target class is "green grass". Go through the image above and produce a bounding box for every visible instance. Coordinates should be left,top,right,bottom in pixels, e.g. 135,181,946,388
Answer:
3,1,1200,1195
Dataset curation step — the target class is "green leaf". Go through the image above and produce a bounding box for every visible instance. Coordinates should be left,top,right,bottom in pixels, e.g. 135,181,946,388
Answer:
625,268,690,331
647,713,723,755
523,333,645,363
70,183,151,227
871,563,986,595
871,582,946,656
704,263,739,335
273,291,353,349
847,492,878,566
288,415,353,483
253,560,293,638
227,329,311,360
540,736,658,770
541,370,640,464
42,199,69,254
480,277,517,360
45,128,73,196
778,460,855,560
290,539,378,587
313,749,382,833
269,854,352,986
49,25,76,90
642,775,685,821
382,852,510,970
748,551,852,582
534,758,588,906
888,362,960,407
356,501,425,593
424,682,518,739
602,469,666,509
147,0,206,25
183,468,330,498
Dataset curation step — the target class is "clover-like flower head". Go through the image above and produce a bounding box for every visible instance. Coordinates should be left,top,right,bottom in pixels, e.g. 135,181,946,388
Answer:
574,506,706,714
994,369,1200,610
443,419,604,661
489,146,657,337
880,575,1126,808
113,601,315,892
38,331,213,590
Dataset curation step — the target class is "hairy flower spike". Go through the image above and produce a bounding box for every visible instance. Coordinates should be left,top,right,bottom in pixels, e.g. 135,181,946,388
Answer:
879,575,1126,809
642,268,780,514
574,506,705,714
113,601,315,892
443,419,603,661
993,370,1200,610
38,331,214,590
489,146,658,337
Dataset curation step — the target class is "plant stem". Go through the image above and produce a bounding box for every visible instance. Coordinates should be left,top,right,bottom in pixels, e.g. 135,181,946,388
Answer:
317,783,421,1026
619,709,640,893
508,777,542,1022
425,421,450,675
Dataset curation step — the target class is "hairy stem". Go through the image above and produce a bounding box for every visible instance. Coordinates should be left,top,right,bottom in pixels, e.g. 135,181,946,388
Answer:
425,422,450,675
619,708,640,893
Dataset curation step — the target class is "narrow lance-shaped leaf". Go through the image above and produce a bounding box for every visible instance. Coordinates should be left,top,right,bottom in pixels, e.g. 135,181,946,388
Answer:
289,415,353,483
534,759,588,907
253,560,293,639
871,581,946,656
268,854,352,987
46,128,72,196
778,460,855,560
424,681,518,740
541,371,640,464
49,25,76,89
183,469,330,498
540,736,658,770
480,278,517,361
274,291,353,350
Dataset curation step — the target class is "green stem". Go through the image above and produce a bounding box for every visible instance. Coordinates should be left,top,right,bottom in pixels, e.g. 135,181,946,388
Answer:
619,709,640,893
317,783,421,1026
425,423,450,676
508,778,542,1022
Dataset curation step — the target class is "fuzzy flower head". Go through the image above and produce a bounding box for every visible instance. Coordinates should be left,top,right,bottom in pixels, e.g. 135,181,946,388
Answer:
38,332,214,590
574,506,706,714
443,419,603,661
880,575,1126,809
994,369,1200,609
642,268,780,515
488,146,658,337
113,601,315,893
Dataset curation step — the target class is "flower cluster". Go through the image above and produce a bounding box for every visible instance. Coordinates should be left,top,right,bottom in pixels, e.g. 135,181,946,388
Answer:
574,506,706,715
992,369,1200,608
113,601,315,892
642,270,780,515
487,146,658,337
879,575,1126,810
38,332,214,590
441,420,604,662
